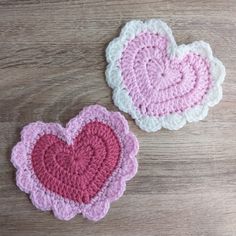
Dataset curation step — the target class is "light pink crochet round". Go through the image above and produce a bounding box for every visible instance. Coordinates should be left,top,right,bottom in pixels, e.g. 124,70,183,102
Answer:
120,32,212,117
11,105,138,221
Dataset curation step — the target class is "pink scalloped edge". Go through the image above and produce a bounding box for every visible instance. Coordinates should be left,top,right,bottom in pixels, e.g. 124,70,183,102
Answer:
11,105,139,221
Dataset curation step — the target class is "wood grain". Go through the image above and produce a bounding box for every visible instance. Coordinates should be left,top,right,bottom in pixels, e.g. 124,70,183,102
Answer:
0,1,236,235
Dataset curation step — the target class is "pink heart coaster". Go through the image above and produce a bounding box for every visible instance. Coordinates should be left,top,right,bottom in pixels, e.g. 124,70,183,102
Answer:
11,105,138,221
106,19,226,132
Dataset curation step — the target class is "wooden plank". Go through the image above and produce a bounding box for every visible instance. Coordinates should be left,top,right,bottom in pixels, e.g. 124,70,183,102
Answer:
0,1,236,235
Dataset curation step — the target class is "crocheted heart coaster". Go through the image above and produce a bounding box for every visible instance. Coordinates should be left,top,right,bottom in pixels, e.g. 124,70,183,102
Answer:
11,105,138,221
106,19,226,132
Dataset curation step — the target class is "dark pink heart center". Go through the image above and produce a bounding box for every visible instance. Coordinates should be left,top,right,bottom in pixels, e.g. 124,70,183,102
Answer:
120,32,212,117
31,121,121,204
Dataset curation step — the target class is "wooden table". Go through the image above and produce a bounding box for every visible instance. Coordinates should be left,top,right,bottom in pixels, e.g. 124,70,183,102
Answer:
0,1,236,235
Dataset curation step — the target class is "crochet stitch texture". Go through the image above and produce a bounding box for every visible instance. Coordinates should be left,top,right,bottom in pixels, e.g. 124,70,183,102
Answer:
106,19,226,132
11,105,138,221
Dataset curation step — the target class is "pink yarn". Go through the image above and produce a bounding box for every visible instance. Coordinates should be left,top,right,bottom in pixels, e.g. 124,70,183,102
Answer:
31,121,121,204
11,105,139,221
120,32,212,117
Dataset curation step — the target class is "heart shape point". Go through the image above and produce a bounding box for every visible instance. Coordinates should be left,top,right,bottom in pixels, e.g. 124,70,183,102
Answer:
106,19,225,132
11,105,138,221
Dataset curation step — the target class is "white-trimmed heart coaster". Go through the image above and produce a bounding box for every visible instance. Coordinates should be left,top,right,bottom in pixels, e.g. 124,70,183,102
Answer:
106,19,226,132
11,105,138,221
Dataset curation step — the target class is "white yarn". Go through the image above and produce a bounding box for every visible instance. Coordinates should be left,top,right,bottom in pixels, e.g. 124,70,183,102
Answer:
105,19,226,132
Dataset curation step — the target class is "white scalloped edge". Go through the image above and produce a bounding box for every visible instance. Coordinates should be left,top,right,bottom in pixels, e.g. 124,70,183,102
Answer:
105,19,226,132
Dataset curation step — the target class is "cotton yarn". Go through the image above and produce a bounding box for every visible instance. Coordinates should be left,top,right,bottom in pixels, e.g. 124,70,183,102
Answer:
11,105,138,221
